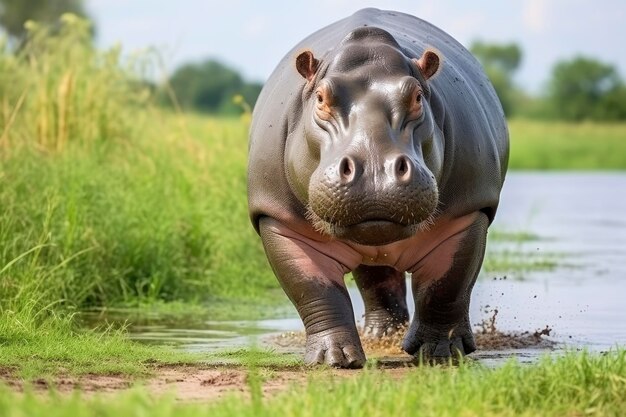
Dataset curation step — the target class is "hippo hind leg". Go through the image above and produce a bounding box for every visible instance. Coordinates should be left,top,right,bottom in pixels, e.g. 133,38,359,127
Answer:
353,265,409,337
403,212,488,359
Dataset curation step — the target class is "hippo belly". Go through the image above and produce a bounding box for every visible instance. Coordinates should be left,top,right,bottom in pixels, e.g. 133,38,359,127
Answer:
248,8,508,368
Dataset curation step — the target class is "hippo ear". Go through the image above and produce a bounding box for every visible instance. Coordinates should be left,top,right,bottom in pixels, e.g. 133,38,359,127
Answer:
296,50,320,82
412,49,441,80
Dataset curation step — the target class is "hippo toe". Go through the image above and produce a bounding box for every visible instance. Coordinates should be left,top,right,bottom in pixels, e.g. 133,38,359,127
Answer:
304,330,366,368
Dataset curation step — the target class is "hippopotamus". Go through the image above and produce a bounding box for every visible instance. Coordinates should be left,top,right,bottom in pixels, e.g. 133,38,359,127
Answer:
247,8,509,368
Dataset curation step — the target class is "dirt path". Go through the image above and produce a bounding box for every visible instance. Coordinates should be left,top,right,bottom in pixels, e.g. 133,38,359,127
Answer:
0,320,555,401
0,363,417,401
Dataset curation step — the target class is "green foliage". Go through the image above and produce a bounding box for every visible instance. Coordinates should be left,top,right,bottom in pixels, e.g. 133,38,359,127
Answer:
470,41,522,116
508,119,626,169
0,14,150,152
0,116,276,312
0,0,91,42
164,59,262,115
510,93,552,120
548,56,626,121
0,16,277,337
483,65,516,116
469,43,626,121
470,41,522,74
0,15,274,381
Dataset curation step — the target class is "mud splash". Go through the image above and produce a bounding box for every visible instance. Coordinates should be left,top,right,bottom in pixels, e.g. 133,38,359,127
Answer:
474,309,555,350
271,308,555,358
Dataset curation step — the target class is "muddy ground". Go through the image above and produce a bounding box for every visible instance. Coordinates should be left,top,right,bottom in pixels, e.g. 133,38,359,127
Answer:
0,365,305,401
0,320,555,401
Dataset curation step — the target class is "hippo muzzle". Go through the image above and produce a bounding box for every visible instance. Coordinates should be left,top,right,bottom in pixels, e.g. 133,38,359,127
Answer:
307,149,439,245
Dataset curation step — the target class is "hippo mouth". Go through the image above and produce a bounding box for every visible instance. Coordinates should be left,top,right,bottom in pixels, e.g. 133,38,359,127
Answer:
335,219,418,246
305,185,439,245
306,207,433,246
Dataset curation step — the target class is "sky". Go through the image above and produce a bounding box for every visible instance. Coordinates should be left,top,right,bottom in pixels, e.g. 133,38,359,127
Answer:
87,0,626,94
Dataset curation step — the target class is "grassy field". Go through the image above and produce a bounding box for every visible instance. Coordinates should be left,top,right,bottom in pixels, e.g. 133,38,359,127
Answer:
1,351,625,416
1,16,626,417
508,118,626,170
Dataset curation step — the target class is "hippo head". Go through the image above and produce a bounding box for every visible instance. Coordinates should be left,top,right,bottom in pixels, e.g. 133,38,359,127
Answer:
286,27,444,246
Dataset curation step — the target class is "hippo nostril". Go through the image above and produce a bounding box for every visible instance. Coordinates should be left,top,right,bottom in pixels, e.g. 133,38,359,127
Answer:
339,156,356,184
394,155,412,183
397,158,408,175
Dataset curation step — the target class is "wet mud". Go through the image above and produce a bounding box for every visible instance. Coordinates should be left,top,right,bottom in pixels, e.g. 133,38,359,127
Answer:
271,308,556,361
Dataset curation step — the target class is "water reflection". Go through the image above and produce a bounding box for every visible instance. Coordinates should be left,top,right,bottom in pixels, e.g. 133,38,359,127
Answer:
88,173,626,358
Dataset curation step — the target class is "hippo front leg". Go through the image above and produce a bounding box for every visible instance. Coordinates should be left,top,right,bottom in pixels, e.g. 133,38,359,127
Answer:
403,212,489,358
259,217,365,368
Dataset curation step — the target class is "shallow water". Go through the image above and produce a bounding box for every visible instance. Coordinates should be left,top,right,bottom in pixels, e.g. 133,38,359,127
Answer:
485,173,626,350
92,173,626,361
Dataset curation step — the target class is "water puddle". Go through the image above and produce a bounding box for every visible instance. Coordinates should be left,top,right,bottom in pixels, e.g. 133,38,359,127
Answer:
83,173,626,365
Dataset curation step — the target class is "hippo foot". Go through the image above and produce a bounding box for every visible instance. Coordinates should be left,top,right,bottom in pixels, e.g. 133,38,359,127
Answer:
304,330,366,368
363,309,408,338
402,318,476,359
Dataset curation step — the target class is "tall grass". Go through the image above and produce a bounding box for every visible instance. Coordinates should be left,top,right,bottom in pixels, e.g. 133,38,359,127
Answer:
0,16,276,338
0,14,150,152
0,116,276,311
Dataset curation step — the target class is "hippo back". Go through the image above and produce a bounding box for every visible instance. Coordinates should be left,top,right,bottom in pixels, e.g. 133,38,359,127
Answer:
248,8,509,232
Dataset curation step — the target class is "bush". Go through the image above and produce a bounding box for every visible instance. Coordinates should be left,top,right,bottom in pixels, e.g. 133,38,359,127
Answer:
0,14,151,152
0,17,276,328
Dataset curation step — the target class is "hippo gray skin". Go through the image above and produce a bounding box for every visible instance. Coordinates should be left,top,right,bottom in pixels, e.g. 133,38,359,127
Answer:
248,8,508,368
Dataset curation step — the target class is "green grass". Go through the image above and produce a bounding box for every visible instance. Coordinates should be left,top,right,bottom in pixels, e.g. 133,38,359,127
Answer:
483,228,565,278
0,314,197,379
482,249,561,277
0,17,276,380
0,350,624,416
487,229,542,243
509,118,626,170
0,112,282,377
0,116,274,306
205,347,303,368
0,18,276,321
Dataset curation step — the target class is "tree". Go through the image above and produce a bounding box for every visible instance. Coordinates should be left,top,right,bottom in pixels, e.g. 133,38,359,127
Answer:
470,41,522,116
471,41,521,74
599,85,626,120
166,59,262,114
0,0,91,42
548,56,626,121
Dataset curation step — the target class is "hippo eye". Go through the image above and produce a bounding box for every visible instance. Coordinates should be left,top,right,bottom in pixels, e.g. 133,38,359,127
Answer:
316,91,324,104
405,87,424,123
